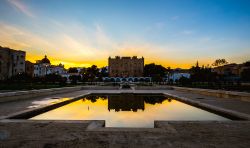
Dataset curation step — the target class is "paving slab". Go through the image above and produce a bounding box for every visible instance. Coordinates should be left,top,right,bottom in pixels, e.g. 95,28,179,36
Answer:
0,120,249,148
1,89,250,118
164,89,250,115
0,88,250,147
0,90,90,117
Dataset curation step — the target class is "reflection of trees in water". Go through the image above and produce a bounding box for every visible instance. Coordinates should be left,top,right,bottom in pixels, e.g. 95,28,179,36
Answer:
108,95,145,112
98,95,108,100
81,95,172,111
82,95,108,103
144,96,171,105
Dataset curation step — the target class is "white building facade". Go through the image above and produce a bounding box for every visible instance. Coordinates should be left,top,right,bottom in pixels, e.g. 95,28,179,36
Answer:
33,56,66,77
168,72,191,82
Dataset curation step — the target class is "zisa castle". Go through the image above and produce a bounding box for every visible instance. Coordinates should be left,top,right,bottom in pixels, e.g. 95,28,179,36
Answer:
108,56,144,77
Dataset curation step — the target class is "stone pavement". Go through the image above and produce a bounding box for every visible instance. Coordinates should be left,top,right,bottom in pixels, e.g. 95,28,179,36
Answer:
164,89,250,115
1,89,250,117
0,90,90,117
0,120,249,148
0,88,250,147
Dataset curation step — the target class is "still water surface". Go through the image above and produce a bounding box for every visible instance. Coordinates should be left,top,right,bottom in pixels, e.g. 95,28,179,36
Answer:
31,94,229,127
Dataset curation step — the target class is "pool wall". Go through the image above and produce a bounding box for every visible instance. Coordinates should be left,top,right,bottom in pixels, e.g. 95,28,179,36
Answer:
163,93,250,120
2,93,90,120
2,92,250,123
172,86,250,101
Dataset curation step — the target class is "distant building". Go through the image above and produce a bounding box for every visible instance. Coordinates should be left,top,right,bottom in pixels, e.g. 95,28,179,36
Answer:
50,63,66,75
34,55,66,77
108,56,144,77
165,68,190,82
212,63,241,76
212,63,250,81
25,61,34,77
0,46,26,80
169,73,191,82
34,55,51,77
108,94,145,112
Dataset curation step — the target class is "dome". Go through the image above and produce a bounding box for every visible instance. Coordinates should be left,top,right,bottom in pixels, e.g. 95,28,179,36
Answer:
41,55,51,64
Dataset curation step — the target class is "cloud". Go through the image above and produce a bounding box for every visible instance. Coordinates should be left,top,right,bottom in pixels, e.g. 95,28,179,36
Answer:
0,20,193,68
155,22,165,29
200,37,211,42
171,16,180,20
7,0,35,18
0,21,108,63
94,23,118,50
0,22,49,50
181,30,194,35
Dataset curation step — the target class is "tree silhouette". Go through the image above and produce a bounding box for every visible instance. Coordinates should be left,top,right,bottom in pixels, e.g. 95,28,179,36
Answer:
68,67,78,73
144,63,167,81
190,61,217,82
69,75,81,84
241,68,250,82
212,59,228,67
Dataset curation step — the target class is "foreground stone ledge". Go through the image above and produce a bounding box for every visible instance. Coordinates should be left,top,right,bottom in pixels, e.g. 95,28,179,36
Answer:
135,85,173,90
0,119,104,124
0,86,84,103
172,86,250,101
0,120,249,148
0,86,122,103
3,91,248,121
0,90,250,147
81,86,119,90
0,93,90,120
163,92,250,121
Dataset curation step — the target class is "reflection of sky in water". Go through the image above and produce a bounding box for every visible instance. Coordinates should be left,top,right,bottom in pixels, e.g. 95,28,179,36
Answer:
31,96,229,127
27,98,70,109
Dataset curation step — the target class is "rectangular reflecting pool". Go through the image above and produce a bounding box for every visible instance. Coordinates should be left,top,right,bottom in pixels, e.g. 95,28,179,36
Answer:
30,94,230,127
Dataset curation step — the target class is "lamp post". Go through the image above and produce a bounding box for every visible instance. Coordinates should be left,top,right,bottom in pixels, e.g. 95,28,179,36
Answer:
45,65,48,75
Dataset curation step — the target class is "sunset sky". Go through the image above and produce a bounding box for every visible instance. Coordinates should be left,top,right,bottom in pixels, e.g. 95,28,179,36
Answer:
0,0,250,68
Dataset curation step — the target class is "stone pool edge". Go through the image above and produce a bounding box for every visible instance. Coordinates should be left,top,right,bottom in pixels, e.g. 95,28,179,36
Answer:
0,92,91,120
1,92,250,129
163,92,250,121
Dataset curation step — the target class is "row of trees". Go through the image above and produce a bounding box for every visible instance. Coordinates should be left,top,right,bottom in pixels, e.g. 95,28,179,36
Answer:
143,59,250,84
67,65,108,84
67,63,170,83
5,59,250,84
143,63,169,81
8,73,68,85
178,60,250,85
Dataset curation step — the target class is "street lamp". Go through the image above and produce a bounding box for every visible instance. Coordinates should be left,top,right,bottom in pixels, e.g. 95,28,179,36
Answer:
45,64,48,76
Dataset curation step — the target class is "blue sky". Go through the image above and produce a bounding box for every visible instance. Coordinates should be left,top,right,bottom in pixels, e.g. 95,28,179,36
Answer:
0,0,249,68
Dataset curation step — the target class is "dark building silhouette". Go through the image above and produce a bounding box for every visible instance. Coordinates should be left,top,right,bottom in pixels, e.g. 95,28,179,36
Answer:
108,94,145,112
0,46,26,80
25,61,34,77
108,56,144,77
85,94,169,112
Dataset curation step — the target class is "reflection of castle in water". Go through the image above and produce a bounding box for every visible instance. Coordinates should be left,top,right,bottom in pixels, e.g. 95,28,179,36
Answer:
108,94,170,112
108,94,145,112
84,94,171,112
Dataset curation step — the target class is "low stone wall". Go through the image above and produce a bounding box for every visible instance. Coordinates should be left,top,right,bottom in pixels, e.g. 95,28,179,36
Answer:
81,86,119,90
136,85,173,90
0,86,83,103
0,86,121,103
163,92,250,120
172,86,250,101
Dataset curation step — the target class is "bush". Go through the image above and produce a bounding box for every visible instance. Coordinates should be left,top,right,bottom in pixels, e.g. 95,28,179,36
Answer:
241,68,250,82
69,75,81,84
179,76,191,86
44,74,63,83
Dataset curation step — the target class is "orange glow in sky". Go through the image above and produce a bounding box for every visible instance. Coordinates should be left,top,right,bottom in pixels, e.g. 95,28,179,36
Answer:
1,0,249,69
